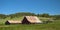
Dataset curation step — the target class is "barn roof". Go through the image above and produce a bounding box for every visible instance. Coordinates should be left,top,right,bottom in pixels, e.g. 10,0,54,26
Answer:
24,16,42,23
6,20,21,23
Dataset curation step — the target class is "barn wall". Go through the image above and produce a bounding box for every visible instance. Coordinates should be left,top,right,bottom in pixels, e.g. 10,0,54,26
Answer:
5,21,10,25
22,17,31,24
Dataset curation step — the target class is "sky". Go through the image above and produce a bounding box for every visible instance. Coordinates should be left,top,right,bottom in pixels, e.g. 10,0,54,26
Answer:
0,0,60,15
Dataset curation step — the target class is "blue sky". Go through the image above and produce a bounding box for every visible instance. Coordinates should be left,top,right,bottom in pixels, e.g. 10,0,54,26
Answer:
0,0,60,15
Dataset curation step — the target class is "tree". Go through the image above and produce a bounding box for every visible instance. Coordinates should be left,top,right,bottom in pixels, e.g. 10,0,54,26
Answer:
0,14,7,19
37,13,50,17
8,12,36,19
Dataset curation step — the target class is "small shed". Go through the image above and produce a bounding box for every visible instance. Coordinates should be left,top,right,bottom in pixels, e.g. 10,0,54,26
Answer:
5,20,21,25
22,16,42,24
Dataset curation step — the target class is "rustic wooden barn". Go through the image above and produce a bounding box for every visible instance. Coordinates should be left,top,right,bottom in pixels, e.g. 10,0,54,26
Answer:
5,20,21,25
22,16,42,24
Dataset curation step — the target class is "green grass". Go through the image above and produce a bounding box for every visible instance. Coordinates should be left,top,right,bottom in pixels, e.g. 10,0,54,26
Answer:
0,22,60,30
0,17,60,30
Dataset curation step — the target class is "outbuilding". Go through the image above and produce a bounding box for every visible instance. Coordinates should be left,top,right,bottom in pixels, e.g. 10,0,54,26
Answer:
22,16,42,24
5,20,21,25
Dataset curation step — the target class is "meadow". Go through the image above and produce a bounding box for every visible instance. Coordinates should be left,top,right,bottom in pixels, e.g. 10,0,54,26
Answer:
0,17,60,30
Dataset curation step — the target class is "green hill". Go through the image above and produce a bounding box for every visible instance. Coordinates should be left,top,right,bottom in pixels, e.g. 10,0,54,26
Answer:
0,12,60,30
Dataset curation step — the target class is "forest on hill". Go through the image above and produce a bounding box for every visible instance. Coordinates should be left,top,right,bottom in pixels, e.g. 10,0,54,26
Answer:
0,12,60,20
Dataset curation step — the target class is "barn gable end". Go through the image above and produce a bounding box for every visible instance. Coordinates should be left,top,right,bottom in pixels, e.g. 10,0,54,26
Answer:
22,17,31,24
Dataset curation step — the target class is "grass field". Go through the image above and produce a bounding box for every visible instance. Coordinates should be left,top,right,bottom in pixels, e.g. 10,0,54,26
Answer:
0,17,60,30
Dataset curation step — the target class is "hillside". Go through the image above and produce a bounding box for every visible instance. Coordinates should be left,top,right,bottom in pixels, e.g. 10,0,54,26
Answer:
0,12,60,30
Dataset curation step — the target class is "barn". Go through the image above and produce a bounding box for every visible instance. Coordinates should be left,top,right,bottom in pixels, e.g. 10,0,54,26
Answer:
5,20,21,25
22,16,42,24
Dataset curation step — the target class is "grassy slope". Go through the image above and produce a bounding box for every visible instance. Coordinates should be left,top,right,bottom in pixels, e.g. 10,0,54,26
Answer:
0,17,60,30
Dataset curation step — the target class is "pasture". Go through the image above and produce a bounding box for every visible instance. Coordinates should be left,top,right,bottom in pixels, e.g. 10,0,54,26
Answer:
0,17,60,30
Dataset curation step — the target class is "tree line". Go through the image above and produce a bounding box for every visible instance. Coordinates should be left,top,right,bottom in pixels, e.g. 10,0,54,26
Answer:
0,12,60,20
